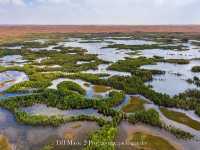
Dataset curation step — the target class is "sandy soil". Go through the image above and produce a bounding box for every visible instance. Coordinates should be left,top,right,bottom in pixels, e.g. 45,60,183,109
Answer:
0,25,200,40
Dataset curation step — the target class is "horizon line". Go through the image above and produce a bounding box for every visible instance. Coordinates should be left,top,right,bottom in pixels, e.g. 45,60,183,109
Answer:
0,24,200,26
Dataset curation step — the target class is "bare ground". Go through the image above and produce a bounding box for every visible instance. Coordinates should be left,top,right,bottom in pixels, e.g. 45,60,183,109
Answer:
0,25,200,40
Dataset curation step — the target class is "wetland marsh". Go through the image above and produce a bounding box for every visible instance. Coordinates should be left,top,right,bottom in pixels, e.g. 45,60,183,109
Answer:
0,32,200,150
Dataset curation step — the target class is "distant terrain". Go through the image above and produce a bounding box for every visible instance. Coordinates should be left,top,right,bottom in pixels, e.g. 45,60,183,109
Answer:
1,25,200,40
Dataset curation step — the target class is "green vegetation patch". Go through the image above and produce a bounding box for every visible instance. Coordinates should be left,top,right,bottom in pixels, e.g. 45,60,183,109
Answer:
191,66,200,72
175,89,200,116
15,111,108,127
103,44,187,51
160,107,200,130
162,59,190,64
5,70,65,93
6,80,51,93
130,132,176,150
66,73,200,118
187,76,200,87
128,109,161,127
127,108,193,139
57,81,86,95
84,125,117,150
108,57,158,73
191,41,200,47
0,87,125,127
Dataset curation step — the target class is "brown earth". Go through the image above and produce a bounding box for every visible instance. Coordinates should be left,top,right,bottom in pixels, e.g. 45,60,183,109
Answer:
0,25,200,40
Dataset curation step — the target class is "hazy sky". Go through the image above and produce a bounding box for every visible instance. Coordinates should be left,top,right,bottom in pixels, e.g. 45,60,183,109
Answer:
0,0,199,25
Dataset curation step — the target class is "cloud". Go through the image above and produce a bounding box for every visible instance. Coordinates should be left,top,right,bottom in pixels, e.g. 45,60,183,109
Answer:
0,0,25,6
0,0,199,24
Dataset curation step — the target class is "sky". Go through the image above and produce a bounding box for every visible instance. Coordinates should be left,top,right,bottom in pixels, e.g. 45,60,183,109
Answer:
0,0,199,25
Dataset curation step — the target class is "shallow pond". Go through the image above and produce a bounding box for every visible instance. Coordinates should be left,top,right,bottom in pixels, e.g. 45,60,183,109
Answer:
61,38,153,62
59,37,200,96
2,46,22,50
144,73,198,96
0,55,27,67
108,39,155,45
0,71,29,92
49,78,112,98
142,49,199,59
21,104,112,121
0,107,99,150
76,61,91,65
141,61,200,96
82,64,131,77
116,94,200,144
116,121,200,150
144,104,200,139
166,108,200,123
62,40,130,62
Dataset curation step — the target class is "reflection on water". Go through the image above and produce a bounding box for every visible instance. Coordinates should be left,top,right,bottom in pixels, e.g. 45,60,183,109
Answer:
0,108,99,150
0,71,29,92
144,104,200,139
141,61,200,96
1,37,200,150
116,121,200,150
145,73,197,96
60,37,200,96
0,93,30,100
49,78,112,98
82,64,131,78
21,104,112,121
0,55,27,67
61,38,153,62
167,108,200,123
108,39,155,45
63,40,130,62
141,41,200,59
141,61,200,79
2,46,22,50
141,49,200,59
76,61,91,65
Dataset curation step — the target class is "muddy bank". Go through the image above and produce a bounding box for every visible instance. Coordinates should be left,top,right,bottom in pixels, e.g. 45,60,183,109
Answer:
116,121,200,150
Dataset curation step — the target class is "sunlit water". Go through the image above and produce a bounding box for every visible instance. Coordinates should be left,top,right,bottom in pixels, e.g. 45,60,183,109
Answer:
0,107,99,150
144,103,200,139
141,61,200,96
0,55,27,67
49,78,112,98
0,71,29,92
21,104,112,121
82,64,131,77
1,37,200,149
116,121,199,150
61,38,154,62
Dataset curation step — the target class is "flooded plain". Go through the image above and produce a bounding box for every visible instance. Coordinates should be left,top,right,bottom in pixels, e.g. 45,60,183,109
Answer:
61,37,200,96
141,61,200,96
0,35,200,149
